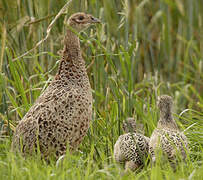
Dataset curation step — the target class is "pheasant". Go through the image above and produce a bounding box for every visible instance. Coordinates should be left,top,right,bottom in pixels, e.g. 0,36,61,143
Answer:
12,12,100,159
114,118,149,172
149,95,188,167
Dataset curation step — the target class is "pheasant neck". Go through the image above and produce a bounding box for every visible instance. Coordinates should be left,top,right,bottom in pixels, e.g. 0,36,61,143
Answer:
157,111,179,131
63,29,81,60
56,29,88,85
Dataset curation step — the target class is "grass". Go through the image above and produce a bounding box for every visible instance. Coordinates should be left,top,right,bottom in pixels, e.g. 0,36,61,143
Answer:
0,0,203,179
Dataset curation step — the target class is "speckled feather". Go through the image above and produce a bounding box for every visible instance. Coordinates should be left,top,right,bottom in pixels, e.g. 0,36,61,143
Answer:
149,95,188,164
114,118,149,171
12,12,100,159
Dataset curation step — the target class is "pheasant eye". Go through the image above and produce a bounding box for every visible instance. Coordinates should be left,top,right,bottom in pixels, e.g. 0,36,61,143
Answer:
78,16,84,20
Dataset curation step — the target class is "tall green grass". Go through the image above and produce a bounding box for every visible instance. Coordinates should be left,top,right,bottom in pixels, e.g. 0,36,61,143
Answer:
0,0,202,179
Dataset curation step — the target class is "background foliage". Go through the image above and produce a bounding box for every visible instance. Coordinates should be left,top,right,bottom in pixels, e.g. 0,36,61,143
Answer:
0,0,202,179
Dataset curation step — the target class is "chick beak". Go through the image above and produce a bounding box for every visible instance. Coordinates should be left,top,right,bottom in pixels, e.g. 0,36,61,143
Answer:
90,16,101,23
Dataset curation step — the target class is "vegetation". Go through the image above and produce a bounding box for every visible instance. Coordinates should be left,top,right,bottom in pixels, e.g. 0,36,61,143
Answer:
0,0,202,179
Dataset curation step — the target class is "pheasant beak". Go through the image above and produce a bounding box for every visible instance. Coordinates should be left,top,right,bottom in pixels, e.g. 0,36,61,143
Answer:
90,16,101,23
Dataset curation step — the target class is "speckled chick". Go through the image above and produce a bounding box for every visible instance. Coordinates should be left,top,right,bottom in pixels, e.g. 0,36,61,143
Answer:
114,118,150,172
149,95,188,165
12,12,100,159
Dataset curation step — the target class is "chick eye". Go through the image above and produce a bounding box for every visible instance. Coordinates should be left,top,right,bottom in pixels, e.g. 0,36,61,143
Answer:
78,16,84,20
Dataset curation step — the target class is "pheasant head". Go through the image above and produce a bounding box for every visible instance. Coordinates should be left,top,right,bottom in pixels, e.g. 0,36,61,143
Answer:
67,12,100,32
157,95,173,115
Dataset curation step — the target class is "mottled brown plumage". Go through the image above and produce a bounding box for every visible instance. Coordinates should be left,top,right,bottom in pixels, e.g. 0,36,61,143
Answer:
12,12,100,159
114,118,149,172
149,95,188,167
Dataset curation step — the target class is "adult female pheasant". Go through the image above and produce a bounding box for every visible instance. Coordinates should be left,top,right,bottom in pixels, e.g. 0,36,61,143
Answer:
12,12,100,159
